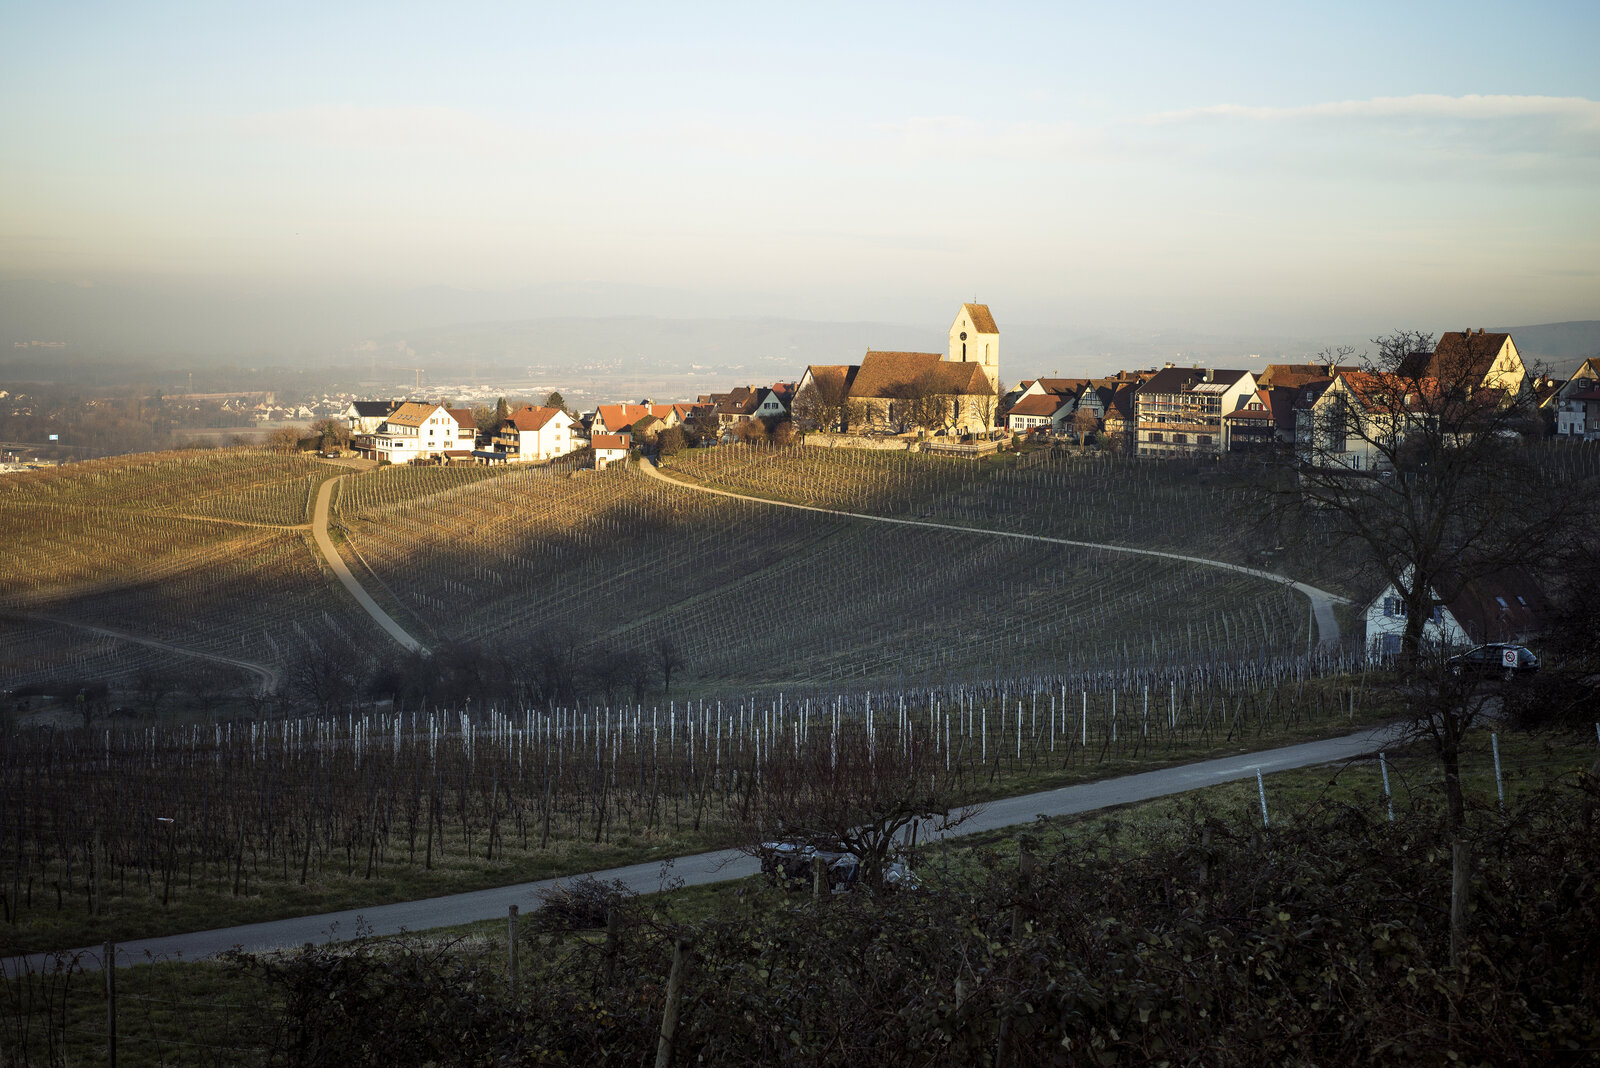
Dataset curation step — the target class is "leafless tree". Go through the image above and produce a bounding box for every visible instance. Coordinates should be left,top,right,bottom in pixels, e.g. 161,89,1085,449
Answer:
655,636,684,699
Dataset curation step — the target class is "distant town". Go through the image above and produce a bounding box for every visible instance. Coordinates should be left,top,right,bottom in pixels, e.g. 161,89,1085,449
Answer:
4,304,1598,475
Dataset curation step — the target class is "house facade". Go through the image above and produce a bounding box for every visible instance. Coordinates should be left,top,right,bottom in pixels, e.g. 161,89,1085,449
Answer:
355,403,470,463
1135,367,1257,457
1554,358,1600,439
592,433,630,469
488,405,578,463
1364,566,1551,660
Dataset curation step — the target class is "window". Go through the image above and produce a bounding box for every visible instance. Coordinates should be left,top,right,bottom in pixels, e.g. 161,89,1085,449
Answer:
1381,634,1401,655
1197,435,1211,445
1173,433,1187,444
1149,432,1163,443
1384,598,1408,618
1495,596,1508,609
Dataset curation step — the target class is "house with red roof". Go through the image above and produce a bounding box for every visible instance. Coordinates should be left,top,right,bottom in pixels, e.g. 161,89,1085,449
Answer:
591,403,682,436
487,405,579,463
591,433,631,469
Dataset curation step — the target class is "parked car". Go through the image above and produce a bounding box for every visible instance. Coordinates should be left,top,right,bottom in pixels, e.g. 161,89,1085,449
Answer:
1449,643,1539,679
757,840,918,892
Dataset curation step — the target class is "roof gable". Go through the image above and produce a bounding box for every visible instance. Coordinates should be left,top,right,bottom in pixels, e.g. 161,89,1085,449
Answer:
384,402,445,427
963,303,998,334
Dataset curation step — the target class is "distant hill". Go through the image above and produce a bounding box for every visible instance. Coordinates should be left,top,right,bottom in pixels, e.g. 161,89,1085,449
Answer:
1492,321,1600,367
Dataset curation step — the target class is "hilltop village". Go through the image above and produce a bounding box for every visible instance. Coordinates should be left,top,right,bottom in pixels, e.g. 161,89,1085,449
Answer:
333,303,1600,469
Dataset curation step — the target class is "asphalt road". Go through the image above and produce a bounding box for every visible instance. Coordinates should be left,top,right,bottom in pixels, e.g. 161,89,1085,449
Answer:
638,459,1349,647
11,722,1403,974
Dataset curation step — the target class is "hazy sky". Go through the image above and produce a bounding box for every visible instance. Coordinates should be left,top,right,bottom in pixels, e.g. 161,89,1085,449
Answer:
3,1,1597,336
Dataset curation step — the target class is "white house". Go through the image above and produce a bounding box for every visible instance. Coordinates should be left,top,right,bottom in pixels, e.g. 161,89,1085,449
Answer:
344,400,401,435
1364,565,1551,660
358,402,466,463
592,433,630,469
489,405,578,463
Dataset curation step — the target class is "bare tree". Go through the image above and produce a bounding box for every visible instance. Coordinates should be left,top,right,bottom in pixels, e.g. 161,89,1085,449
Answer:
1274,329,1600,971
1288,331,1588,667
1072,406,1099,445
655,636,684,699
747,722,978,895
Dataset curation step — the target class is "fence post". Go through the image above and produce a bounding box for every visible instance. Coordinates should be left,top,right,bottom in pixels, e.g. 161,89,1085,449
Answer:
655,937,693,1068
507,905,519,1002
1491,734,1505,812
1255,769,1269,829
1379,752,1394,822
105,940,116,1068
603,906,621,986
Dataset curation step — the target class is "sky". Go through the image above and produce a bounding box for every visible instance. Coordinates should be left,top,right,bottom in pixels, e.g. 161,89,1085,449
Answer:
2,0,1598,345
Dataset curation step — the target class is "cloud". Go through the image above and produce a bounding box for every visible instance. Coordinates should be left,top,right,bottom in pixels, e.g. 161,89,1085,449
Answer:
1143,93,1600,131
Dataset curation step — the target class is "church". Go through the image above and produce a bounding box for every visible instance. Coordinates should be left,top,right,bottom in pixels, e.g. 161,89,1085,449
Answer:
796,304,1001,435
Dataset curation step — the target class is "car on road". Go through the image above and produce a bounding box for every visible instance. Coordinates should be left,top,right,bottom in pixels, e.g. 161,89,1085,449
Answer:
1449,643,1539,679
758,840,918,892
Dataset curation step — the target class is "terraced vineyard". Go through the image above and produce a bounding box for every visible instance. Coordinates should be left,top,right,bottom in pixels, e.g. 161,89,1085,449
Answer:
334,453,1313,694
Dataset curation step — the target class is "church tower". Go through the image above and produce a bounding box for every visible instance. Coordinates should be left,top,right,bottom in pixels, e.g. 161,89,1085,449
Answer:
948,303,999,395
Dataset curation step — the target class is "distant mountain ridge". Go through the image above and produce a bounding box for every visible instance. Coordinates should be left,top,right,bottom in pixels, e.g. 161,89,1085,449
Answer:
1490,321,1600,366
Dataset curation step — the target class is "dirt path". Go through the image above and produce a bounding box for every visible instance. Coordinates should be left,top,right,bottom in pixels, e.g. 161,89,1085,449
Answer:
640,459,1349,648
5,613,280,693
310,477,428,653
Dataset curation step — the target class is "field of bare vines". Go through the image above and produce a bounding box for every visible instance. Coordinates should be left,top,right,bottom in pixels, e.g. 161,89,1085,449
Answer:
334,454,1314,693
0,661,1377,953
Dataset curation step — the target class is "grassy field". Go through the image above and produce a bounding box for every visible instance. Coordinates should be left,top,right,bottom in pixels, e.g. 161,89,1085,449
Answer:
8,724,1589,1067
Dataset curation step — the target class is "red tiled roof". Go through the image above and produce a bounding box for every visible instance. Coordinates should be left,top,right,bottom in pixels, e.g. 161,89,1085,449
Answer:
595,403,677,432
1400,330,1513,383
1008,394,1068,417
847,351,944,398
592,433,630,451
506,405,565,432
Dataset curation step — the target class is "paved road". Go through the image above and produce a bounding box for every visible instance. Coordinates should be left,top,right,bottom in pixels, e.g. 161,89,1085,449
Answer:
310,477,428,653
2,612,280,694
639,460,1349,647
10,723,1402,974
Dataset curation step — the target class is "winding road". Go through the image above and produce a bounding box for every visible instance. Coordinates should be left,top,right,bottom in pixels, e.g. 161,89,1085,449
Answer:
639,459,1350,647
8,722,1404,974
310,476,428,653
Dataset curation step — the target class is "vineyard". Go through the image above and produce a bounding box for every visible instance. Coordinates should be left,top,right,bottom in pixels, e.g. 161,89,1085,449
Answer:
0,662,1380,953
664,442,1357,590
0,450,375,693
334,452,1315,694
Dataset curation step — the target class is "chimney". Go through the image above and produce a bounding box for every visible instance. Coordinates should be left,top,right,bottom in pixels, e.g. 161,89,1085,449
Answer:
1206,368,1215,383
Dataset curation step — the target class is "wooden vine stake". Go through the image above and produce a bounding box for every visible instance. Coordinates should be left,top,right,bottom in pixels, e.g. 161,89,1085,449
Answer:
655,937,693,1068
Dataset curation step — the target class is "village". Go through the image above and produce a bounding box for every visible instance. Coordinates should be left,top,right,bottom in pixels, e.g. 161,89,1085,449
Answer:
332,303,1600,469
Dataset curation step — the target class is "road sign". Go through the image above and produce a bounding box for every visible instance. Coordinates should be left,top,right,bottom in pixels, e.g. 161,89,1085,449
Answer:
1501,647,1518,668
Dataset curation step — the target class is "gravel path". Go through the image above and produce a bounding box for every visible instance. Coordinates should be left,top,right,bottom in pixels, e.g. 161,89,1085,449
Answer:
310,476,428,653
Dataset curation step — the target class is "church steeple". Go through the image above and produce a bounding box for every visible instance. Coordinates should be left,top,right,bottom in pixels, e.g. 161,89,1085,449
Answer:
948,303,999,395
